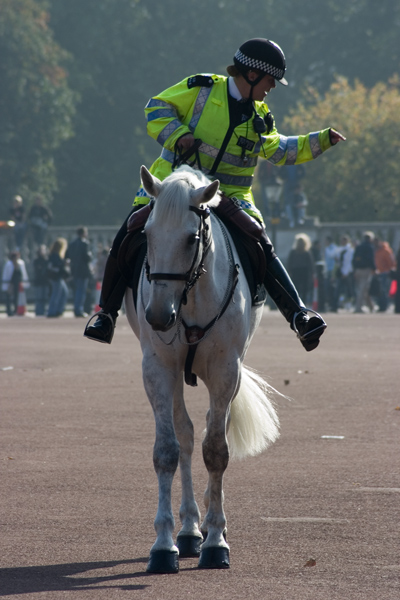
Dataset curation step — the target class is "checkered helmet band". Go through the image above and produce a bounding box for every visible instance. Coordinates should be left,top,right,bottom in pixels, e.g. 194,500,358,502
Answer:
234,49,285,80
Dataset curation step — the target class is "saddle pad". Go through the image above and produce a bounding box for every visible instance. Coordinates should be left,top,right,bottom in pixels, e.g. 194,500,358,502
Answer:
215,215,267,306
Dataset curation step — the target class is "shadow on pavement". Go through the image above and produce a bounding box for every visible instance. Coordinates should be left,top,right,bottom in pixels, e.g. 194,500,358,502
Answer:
0,558,151,595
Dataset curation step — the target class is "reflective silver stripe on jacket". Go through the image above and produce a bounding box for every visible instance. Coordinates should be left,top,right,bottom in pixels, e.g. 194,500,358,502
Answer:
188,86,214,131
309,131,323,158
161,143,257,170
146,99,171,109
286,136,299,165
268,135,298,165
210,172,253,187
146,99,182,145
157,120,182,145
147,108,177,122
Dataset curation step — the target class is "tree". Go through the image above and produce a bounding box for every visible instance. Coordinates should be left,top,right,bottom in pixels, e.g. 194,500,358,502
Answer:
48,0,261,225
282,76,400,222
0,0,77,208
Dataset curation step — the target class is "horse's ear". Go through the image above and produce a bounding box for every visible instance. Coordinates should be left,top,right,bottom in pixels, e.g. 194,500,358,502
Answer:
141,165,162,198
193,179,220,206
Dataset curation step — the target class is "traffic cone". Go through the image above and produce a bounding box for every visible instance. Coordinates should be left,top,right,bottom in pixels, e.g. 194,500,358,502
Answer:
94,280,102,313
16,283,27,316
312,275,318,311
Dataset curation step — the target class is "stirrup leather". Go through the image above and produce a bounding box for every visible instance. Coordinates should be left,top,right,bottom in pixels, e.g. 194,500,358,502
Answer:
292,308,326,341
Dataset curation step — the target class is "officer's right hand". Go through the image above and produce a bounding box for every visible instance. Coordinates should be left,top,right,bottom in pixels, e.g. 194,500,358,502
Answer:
177,134,196,150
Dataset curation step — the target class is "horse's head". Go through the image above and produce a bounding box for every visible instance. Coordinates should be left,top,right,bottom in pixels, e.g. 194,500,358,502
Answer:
140,165,220,332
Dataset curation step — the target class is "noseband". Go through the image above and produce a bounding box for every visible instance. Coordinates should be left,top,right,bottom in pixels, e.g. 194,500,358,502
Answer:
145,204,211,305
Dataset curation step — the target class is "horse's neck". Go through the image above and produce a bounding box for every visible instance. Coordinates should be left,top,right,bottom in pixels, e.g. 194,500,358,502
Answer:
186,213,231,315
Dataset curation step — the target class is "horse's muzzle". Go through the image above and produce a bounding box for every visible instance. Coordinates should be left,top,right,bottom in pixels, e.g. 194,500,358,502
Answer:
145,306,177,332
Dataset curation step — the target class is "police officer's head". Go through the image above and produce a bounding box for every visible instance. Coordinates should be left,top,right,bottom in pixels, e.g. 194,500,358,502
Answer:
228,38,288,87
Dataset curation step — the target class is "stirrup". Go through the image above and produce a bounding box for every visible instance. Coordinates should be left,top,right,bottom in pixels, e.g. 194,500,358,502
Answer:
292,308,327,341
83,310,115,344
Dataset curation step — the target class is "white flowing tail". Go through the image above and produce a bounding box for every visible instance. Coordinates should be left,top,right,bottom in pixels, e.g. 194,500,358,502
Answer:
227,366,280,460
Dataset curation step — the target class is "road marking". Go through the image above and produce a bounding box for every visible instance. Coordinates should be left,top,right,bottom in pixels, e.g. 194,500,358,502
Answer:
354,487,400,493
261,517,349,523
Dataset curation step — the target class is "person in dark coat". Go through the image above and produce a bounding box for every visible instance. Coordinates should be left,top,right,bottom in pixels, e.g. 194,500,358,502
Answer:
287,234,315,306
66,226,93,317
352,231,376,313
28,195,53,246
47,238,69,318
33,244,49,316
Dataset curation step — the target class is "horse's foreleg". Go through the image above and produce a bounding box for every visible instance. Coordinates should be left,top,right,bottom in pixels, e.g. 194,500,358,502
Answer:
173,384,202,557
199,402,231,569
143,363,180,573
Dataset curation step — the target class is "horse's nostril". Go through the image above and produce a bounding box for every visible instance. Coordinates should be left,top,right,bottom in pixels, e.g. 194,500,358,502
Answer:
145,307,176,332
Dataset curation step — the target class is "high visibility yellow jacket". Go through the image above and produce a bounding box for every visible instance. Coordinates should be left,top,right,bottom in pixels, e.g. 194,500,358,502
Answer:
134,74,333,221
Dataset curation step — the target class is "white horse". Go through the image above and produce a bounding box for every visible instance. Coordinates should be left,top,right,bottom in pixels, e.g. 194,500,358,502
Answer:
124,165,280,573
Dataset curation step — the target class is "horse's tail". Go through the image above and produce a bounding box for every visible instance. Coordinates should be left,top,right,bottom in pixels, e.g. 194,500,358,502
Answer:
227,366,280,460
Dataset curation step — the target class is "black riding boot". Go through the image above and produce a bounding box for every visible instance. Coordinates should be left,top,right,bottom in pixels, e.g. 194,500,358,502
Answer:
214,195,326,351
264,256,327,352
83,254,127,344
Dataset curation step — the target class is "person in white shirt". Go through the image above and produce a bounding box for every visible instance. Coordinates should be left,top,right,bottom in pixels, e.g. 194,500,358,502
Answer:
335,235,354,310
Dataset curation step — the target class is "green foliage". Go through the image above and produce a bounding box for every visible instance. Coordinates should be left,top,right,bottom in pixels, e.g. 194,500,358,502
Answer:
1,0,400,224
283,77,400,222
0,0,77,207
48,0,260,224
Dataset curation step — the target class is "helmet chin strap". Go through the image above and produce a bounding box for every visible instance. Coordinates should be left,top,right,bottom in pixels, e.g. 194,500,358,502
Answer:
242,70,265,101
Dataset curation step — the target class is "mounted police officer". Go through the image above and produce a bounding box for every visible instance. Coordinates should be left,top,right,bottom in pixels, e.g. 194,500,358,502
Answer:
84,38,345,350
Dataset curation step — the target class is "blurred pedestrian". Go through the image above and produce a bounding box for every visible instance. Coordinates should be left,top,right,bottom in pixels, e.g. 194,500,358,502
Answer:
352,231,375,313
1,250,30,316
257,160,282,219
335,235,354,310
28,195,53,247
94,245,108,283
33,244,50,316
47,238,69,318
287,233,314,305
9,195,27,251
311,239,326,311
282,165,305,227
66,226,93,317
324,235,338,311
394,246,400,314
373,237,396,312
292,184,308,226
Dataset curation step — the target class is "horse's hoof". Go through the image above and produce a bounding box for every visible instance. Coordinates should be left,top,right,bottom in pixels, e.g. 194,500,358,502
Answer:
198,546,230,569
146,550,179,574
176,534,203,558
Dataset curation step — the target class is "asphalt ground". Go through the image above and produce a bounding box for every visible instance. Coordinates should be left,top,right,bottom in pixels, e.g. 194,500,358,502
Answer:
1,310,399,599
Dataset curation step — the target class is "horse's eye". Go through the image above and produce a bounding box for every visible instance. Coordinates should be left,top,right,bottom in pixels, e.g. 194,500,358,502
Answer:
188,233,200,245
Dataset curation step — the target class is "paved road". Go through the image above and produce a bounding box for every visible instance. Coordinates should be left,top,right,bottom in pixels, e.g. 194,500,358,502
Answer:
1,311,399,599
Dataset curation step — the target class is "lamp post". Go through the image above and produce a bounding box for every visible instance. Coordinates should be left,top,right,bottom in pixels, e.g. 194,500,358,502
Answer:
264,182,282,251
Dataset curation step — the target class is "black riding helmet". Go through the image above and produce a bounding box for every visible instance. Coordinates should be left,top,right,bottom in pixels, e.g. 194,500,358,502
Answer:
233,38,288,86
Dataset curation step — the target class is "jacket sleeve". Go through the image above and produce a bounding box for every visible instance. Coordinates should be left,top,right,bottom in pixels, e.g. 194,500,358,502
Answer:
144,77,202,151
254,104,333,165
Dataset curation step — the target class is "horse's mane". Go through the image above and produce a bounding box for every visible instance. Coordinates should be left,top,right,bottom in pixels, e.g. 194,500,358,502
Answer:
152,166,220,228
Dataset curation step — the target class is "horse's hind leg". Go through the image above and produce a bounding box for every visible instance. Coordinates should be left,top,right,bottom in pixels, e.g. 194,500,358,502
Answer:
143,362,180,574
173,383,203,557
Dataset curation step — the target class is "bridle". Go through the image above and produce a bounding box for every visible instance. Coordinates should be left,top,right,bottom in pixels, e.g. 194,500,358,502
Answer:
142,199,239,386
145,204,212,306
